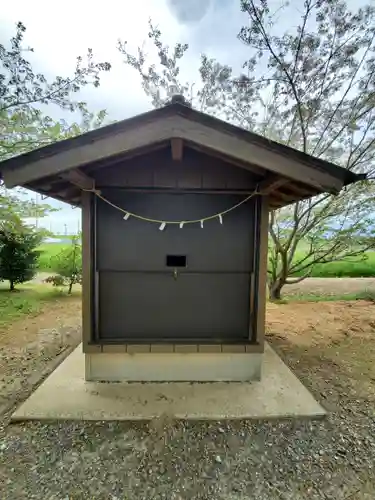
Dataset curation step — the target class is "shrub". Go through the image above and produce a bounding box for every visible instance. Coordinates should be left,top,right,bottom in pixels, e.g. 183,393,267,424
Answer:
47,236,82,294
0,222,43,290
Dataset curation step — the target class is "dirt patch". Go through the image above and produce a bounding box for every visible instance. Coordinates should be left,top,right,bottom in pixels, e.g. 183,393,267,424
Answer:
266,299,375,404
266,299,375,346
1,285,375,499
0,295,81,414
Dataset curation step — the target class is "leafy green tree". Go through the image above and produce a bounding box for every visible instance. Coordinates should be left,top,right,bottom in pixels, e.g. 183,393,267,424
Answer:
238,0,375,299
119,2,375,299
0,22,111,223
0,221,43,290
0,185,57,224
46,236,82,294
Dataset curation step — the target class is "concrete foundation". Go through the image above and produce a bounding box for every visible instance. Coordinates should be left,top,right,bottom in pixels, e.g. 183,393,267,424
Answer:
11,343,326,421
85,352,262,382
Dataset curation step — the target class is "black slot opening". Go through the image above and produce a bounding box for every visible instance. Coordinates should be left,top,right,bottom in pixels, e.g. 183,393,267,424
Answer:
166,255,187,267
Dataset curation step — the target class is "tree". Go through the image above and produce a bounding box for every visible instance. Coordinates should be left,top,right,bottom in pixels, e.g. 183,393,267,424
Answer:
118,3,375,299
0,179,63,227
0,22,111,223
0,221,43,290
118,21,264,128
46,235,82,294
237,0,375,299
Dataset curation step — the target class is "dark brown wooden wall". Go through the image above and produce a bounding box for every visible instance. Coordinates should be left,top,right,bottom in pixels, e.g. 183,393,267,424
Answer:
93,147,259,190
96,191,256,273
82,148,268,347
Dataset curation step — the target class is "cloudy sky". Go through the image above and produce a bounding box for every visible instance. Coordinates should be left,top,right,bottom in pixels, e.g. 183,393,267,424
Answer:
1,0,364,233
1,0,250,233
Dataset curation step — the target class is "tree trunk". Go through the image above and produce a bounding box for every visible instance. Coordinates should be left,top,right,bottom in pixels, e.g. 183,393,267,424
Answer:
268,279,284,301
68,279,73,295
9,280,15,291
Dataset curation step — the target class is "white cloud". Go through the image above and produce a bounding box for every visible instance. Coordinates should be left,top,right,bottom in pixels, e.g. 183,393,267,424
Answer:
1,0,364,232
1,0,191,232
2,0,238,233
0,1,278,232
1,0,184,117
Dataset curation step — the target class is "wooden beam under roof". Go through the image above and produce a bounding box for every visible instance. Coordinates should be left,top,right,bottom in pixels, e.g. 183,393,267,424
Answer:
60,169,95,191
258,174,290,194
171,138,184,161
187,141,265,176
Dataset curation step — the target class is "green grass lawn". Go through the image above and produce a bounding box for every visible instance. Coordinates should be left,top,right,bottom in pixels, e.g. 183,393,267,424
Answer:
0,282,80,328
276,290,375,304
291,250,375,278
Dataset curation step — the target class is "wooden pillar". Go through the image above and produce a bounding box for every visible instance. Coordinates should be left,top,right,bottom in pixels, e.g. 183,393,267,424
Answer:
81,191,94,350
251,195,269,347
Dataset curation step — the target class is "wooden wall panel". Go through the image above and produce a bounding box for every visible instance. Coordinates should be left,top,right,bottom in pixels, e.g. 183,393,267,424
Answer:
251,196,269,347
82,191,94,347
94,147,259,190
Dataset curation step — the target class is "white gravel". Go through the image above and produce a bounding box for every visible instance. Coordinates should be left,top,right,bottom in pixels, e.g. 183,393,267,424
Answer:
1,338,374,499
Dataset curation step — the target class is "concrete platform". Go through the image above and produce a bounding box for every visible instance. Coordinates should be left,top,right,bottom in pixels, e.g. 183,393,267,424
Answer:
11,343,326,421
85,350,262,381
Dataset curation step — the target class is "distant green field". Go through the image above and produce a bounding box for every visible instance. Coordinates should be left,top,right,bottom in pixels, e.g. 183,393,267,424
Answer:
37,243,68,271
36,242,375,277
291,250,375,278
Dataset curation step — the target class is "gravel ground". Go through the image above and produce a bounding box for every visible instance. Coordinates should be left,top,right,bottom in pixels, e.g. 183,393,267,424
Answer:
284,277,375,297
1,376,374,499
1,290,375,499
